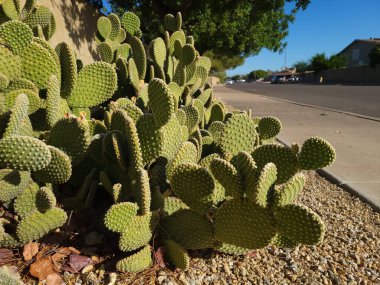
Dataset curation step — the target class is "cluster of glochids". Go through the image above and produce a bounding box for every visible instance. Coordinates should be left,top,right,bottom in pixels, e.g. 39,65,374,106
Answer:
0,6,336,274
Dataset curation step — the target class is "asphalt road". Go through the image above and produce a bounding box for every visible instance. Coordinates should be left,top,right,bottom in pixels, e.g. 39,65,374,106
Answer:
227,83,380,118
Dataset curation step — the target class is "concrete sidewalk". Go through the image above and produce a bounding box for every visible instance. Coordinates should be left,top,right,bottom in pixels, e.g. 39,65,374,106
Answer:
214,85,380,210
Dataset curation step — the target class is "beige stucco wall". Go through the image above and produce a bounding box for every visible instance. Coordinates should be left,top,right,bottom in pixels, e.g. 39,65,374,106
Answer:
21,0,100,64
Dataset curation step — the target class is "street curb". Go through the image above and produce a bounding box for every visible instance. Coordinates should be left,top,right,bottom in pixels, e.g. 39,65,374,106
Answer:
226,86,380,122
277,137,380,213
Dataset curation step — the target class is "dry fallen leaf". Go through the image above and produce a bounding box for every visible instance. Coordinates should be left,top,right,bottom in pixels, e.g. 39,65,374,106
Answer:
23,242,39,261
30,256,56,281
154,246,166,268
69,254,91,272
0,248,14,265
46,273,63,285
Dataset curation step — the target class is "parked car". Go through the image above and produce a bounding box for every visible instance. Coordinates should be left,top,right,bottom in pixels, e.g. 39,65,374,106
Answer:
226,79,234,85
271,76,286,84
287,76,300,83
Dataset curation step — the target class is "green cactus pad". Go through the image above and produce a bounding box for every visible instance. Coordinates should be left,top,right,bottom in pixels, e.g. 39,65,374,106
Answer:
181,44,196,66
208,103,225,124
148,78,175,127
119,103,143,123
136,114,164,165
106,13,121,40
197,56,212,73
215,199,275,249
33,146,72,184
116,43,131,59
55,42,77,98
275,204,325,245
97,16,112,39
214,243,250,255
219,113,256,158
0,45,21,81
35,186,56,212
98,42,114,63
252,144,298,184
182,104,199,133
197,89,212,105
163,196,189,216
0,73,10,91
0,20,33,54
298,137,336,170
170,163,214,215
1,0,19,20
207,121,225,142
103,130,127,169
128,58,140,91
247,162,277,207
258,116,282,140
0,169,31,203
150,37,166,68
46,75,63,127
161,209,215,249
23,5,52,29
116,245,151,273
0,266,24,285
119,213,153,252
13,182,39,218
5,88,40,114
230,151,257,193
0,135,51,171
169,30,186,55
19,40,60,89
210,158,243,198
133,168,151,215
130,36,146,79
3,93,29,138
166,141,198,180
176,109,186,125
271,233,299,248
274,173,306,207
111,109,143,171
164,239,190,270
4,78,38,93
67,62,117,108
16,208,67,243
104,202,138,232
120,12,140,36
164,13,181,32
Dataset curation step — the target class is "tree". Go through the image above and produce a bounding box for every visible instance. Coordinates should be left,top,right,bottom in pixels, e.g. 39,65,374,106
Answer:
90,0,310,69
293,60,310,72
328,54,346,69
310,53,329,73
247,70,269,80
368,45,380,68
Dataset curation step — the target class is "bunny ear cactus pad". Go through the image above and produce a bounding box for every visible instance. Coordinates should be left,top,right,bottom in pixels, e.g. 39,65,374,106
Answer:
219,113,256,157
36,186,56,212
13,182,39,218
120,11,140,36
19,40,60,89
5,88,40,115
148,79,175,127
166,141,198,181
47,117,91,166
67,62,117,108
170,163,215,215
161,209,215,249
0,169,31,203
104,202,139,232
133,168,151,215
215,199,276,249
46,75,63,127
150,37,166,68
130,36,146,80
252,144,298,184
163,197,189,217
55,42,77,98
274,173,306,207
164,239,190,270
247,162,277,207
97,16,112,39
210,158,243,199
0,20,33,54
3,93,29,138
298,137,336,170
274,204,325,245
16,208,67,243
0,135,51,171
0,45,21,82
116,245,152,273
0,266,24,285
98,42,114,63
33,146,72,184
258,116,282,140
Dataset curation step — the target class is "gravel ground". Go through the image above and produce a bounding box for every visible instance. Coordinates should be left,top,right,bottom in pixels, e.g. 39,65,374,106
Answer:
151,171,380,285
19,171,380,284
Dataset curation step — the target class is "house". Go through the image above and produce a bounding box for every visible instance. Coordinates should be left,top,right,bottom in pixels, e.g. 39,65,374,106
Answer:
339,38,380,67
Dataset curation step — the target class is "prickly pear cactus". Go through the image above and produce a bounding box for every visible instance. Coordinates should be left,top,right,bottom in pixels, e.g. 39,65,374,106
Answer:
0,6,337,275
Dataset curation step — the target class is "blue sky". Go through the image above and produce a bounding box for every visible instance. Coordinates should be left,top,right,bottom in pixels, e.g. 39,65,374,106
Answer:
227,0,380,76
102,0,380,76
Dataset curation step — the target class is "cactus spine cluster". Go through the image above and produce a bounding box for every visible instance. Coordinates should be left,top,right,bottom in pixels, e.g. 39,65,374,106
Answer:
0,3,336,274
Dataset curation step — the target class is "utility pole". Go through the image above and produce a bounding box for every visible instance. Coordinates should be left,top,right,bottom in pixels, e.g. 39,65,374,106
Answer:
284,47,287,70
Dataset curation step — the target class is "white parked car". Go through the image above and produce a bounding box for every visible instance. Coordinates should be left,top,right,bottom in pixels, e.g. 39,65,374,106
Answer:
226,79,234,85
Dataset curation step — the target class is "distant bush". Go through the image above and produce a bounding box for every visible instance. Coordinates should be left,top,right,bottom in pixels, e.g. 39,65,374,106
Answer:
368,45,380,68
